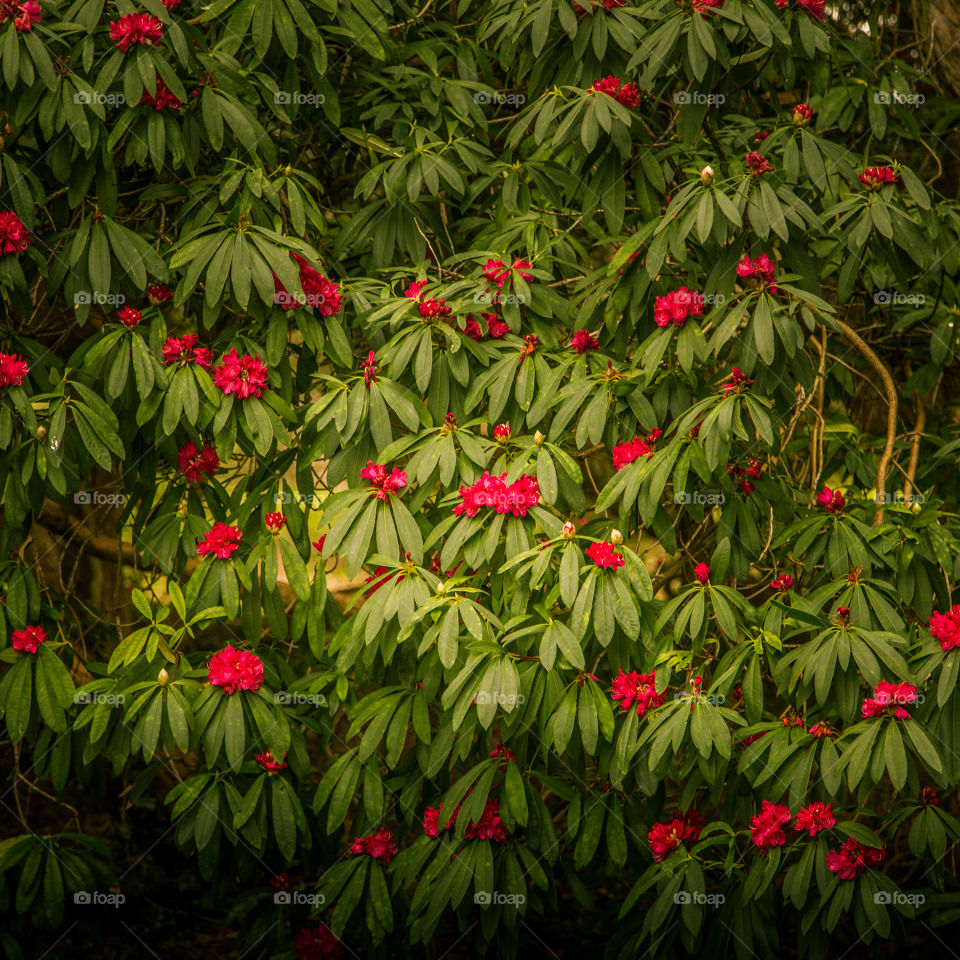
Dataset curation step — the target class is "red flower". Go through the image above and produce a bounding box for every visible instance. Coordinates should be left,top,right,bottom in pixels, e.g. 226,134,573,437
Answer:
270,873,296,892
453,472,540,517
364,565,400,597
816,485,845,514
348,828,397,863
11,625,46,654
140,78,182,110
586,540,625,569
464,798,508,842
929,605,960,651
109,13,164,51
745,151,773,176
493,423,512,442
312,536,326,552
612,431,659,470
481,256,533,290
736,253,778,293
826,837,886,879
162,334,213,370
487,316,512,338
808,720,836,739
797,0,825,18
423,804,452,837
770,573,794,592
147,284,173,305
360,350,377,388
294,923,344,960
793,103,813,126
859,166,898,191
461,317,483,341
208,645,264,694
654,287,704,327
212,349,268,399
197,522,242,559
520,333,539,363
3,0,42,31
862,681,917,720
265,512,286,532
360,461,408,501
611,669,664,716
162,0,181,8
794,802,835,836
570,328,599,353
404,279,429,301
573,0,626,14
0,353,30,388
648,811,705,862
274,253,341,314
694,562,710,584
490,743,516,768
919,785,939,806
118,307,142,327
255,750,287,774
177,441,219,482
722,367,754,395
750,800,792,854
589,76,641,108
0,211,30,256
739,731,769,747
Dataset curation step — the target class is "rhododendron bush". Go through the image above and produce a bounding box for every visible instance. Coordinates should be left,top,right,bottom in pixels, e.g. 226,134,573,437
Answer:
3,0,960,956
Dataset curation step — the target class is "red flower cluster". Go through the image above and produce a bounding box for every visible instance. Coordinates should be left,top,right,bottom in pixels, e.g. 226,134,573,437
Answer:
816,485,845,514
750,800,792,854
0,353,30,388
919,785,939,805
586,540,625,569
208,645,264,694
793,103,813,126
255,750,287,774
360,349,377,388
490,743,516,768
794,801,836,836
147,283,173,305
140,78,182,111
862,681,917,719
648,811,705,862
654,287,704,327
573,0,625,13
0,211,30,256
930,605,960,651
452,472,540,517
274,253,342,315
570,329,600,353
424,797,508,842
118,307,142,327
826,837,886,879
612,428,660,470
294,923,344,960
859,166,898,191
727,457,763,493
590,76,641,108
270,873,296,892
404,279,452,319
721,367,754,395
348,828,397,863
162,334,213,370
213,349,268,399
0,0,41,31
808,720,835,739
197,522,242,559
694,562,710,584
177,441,219,482
265,512,286,531
481,257,533,289
797,0,825,18
690,0,725,15
770,573,794,592
745,151,773,176
109,13,164,50
11,625,46,654
736,253,777,293
611,669,664,716
360,461,408,500
493,423,511,442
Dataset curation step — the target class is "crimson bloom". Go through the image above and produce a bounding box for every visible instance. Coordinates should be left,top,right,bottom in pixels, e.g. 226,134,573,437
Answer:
147,283,173,305
294,923,344,960
453,472,540,517
929,605,960,651
586,540,625,569
611,669,664,716
177,441,219,482
140,78,182,110
737,253,778,293
197,522,242,559
570,329,599,353
2,0,42,30
464,798,509,842
745,151,773,176
770,573,794,592
255,750,287,774
859,166,898,191
590,75,641,107
208,645,264,694
348,828,397,863
109,13,164,51
826,837,886,879
212,349,268,399
797,0,825,18
0,210,30,256
0,353,30,388
648,810,705,862
862,681,917,720
816,485,845,514
794,802,836,836
360,461,408,501
493,423,512,442
694,562,710,584
722,367,754,395
11,625,46,654
612,429,660,470
162,334,213,370
654,287,704,327
793,103,813,126
750,800,792,854
265,512,286,532
118,307,142,327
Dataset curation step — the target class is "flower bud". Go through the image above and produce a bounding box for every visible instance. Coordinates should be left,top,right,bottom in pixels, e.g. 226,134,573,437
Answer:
158,668,170,686
792,103,813,127
436,581,447,596
911,501,921,514
610,528,623,546
36,425,47,442
562,521,576,540
700,165,714,186
533,430,545,446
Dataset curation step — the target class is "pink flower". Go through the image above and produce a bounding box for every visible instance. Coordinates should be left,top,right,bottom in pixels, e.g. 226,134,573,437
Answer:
212,349,268,399
453,472,540,517
11,625,46,654
745,151,773,176
816,485,845,514
0,210,30,256
4,0,41,31
750,800,792,854
348,828,397,863
586,540,625,569
793,103,813,126
721,367,754,396
826,837,886,879
493,423,512,442
611,429,660,470
770,573,794,592
177,442,219,482
736,253,778,294
197,522,242,559
109,13,164,51
694,562,710,584
0,353,30,388
859,166,898,191
611,669,664,716
147,284,173,305
265,512,286,532
481,257,533,290
862,681,917,720
653,287,704,327
423,804,452,837
255,750,287,774
648,811,705,862
794,802,835,836
293,923,344,960
118,307,142,327
360,461,408,501
140,78,182,110
570,329,599,353
930,605,960,651
162,334,213,370
208,645,264,694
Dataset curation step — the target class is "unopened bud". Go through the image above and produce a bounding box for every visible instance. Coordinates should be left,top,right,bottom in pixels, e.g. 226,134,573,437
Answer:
700,165,714,186
36,426,47,441
533,430,545,447
609,528,623,545
284,165,293,177
911,501,921,514
562,521,576,540
158,668,170,686
436,581,447,596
